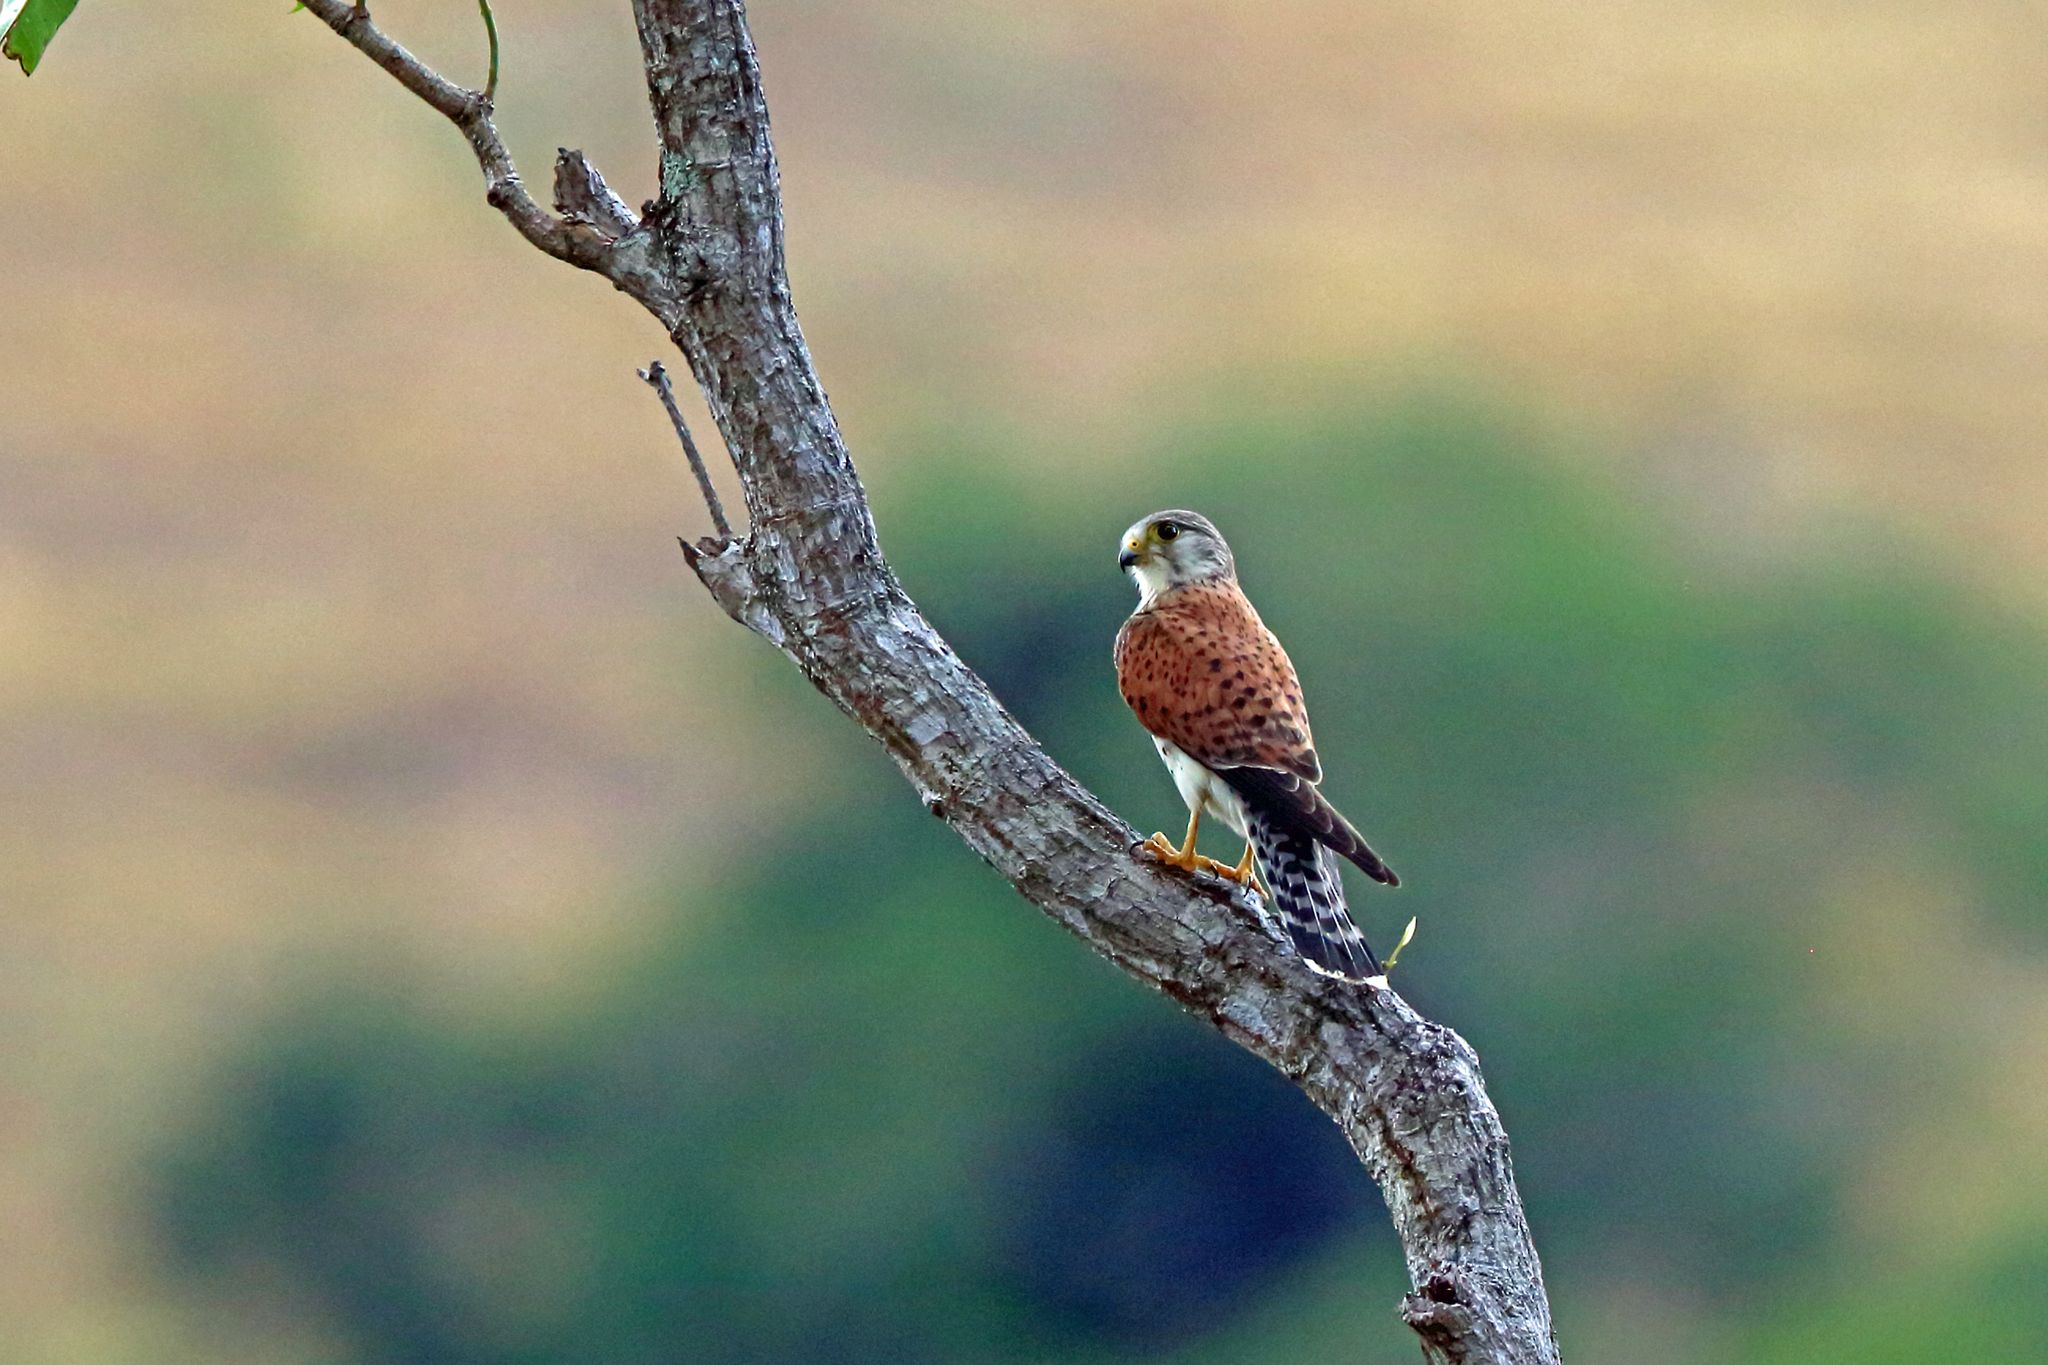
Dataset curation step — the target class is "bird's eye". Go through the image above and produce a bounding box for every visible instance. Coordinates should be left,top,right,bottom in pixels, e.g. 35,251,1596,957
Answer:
1156,521,1179,541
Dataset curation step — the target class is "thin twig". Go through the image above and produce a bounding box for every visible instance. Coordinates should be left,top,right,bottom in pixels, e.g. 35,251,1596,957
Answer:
477,0,500,104
640,361,733,539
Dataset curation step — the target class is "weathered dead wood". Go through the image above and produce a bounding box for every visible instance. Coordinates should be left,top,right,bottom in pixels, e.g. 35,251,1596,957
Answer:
297,2,1560,1358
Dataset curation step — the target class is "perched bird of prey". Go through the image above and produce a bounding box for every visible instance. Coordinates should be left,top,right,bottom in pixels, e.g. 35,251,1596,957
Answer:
1114,511,1397,982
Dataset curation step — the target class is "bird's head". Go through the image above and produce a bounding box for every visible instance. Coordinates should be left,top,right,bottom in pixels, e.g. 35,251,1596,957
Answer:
1118,510,1235,605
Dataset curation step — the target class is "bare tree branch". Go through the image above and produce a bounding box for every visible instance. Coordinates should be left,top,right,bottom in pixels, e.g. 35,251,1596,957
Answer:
303,1,1562,1359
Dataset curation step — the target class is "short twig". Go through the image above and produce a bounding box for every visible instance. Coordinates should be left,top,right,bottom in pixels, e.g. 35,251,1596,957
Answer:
640,361,733,539
553,150,638,237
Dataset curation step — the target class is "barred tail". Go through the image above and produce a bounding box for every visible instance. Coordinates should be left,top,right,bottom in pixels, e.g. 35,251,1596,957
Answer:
1248,811,1382,982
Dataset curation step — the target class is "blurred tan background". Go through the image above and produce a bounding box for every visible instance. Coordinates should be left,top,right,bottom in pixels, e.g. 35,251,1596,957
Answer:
4,1,2048,1361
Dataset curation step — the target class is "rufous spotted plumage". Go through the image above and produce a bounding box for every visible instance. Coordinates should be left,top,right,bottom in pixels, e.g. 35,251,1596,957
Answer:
1114,511,1396,982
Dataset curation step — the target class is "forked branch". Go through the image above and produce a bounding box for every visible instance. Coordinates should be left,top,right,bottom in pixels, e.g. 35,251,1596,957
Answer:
302,2,1561,1360
301,0,683,316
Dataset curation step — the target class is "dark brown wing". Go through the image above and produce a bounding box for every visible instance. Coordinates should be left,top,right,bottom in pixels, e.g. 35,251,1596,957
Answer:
1215,765,1398,886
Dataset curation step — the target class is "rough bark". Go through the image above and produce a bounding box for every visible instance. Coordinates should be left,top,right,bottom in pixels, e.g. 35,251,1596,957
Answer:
298,2,1561,1359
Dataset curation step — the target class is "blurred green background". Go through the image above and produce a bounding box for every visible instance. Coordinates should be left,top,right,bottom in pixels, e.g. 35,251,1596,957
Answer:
5,2,2048,1363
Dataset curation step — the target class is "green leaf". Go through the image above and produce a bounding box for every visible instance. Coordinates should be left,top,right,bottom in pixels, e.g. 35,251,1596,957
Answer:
3,0,81,76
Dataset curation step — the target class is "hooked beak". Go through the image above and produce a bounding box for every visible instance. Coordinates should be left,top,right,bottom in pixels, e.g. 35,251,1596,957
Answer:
1117,547,1140,570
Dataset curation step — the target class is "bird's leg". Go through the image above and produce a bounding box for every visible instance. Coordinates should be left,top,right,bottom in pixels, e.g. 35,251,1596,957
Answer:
1143,810,1253,880
1142,808,1207,873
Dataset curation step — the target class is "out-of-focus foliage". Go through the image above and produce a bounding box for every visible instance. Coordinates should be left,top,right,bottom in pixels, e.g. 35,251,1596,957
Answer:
154,728,1390,1365
152,402,2048,1363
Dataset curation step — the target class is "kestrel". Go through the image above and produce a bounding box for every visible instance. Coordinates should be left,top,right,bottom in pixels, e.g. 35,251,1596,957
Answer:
1114,510,1397,982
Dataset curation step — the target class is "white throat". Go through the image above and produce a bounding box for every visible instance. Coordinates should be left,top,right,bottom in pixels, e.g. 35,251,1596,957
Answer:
1127,557,1175,608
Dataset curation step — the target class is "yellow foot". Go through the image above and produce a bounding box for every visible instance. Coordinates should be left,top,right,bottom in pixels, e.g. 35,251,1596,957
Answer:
1142,832,1244,879
1142,831,1200,872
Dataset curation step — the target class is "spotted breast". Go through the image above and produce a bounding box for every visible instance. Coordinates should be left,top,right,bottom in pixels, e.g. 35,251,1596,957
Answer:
1113,580,1320,781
